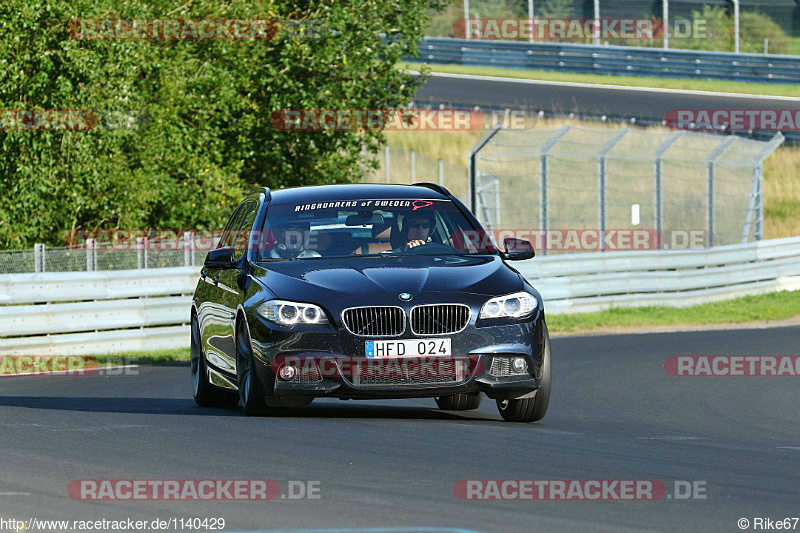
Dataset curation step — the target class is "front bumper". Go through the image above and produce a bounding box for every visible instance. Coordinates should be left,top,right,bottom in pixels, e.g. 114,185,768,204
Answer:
245,308,546,401
268,361,539,401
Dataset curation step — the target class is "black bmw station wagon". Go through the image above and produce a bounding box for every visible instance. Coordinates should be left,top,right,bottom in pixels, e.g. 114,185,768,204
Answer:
191,183,550,422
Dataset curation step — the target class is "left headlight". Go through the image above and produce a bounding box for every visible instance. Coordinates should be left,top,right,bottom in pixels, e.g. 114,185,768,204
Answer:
479,291,537,319
257,300,329,326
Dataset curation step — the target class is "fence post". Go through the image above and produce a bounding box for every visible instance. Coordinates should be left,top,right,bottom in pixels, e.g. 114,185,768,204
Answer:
34,243,43,273
706,136,737,247
468,124,505,215
743,133,785,242
463,0,470,39
385,145,390,183
597,129,629,251
85,238,96,271
527,0,534,43
592,0,600,46
539,125,572,256
137,237,145,269
654,131,684,249
410,150,416,182
184,232,193,266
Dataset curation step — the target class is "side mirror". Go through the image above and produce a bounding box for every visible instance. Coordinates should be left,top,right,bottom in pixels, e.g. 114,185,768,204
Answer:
205,246,235,268
502,238,535,261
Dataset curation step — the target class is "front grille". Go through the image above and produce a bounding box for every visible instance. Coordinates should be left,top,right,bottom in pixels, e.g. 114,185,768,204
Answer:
410,304,471,335
342,306,405,337
489,357,528,377
351,359,469,387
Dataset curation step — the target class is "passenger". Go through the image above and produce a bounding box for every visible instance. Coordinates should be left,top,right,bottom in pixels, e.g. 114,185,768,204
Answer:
268,221,320,259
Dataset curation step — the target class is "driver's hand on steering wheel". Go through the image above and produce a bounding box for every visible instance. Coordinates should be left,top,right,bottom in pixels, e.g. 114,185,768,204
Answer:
403,239,426,251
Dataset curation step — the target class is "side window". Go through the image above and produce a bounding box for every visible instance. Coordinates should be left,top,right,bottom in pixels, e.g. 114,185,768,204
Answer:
232,201,257,261
217,203,247,249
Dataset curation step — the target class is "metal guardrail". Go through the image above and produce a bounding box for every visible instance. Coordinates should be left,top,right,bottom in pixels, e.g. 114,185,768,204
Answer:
1,237,799,354
0,267,200,355
407,37,800,84
516,235,800,314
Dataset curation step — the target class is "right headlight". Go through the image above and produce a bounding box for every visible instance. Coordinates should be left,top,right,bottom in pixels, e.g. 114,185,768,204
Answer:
479,291,537,319
257,300,329,326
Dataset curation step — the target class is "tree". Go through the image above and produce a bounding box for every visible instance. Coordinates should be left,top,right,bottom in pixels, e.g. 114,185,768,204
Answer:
0,0,445,248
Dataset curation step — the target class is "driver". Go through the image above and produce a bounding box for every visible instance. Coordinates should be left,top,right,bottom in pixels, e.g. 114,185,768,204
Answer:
398,213,435,251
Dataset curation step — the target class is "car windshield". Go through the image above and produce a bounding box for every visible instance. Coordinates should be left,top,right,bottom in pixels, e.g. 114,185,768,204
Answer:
256,197,498,260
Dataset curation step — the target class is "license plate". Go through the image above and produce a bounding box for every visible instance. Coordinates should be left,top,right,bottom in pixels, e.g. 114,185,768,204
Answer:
365,339,451,358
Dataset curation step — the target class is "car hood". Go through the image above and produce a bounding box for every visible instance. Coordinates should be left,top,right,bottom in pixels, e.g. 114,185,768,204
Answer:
252,255,521,301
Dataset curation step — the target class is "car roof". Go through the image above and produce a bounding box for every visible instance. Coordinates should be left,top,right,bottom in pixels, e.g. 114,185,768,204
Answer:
264,183,451,205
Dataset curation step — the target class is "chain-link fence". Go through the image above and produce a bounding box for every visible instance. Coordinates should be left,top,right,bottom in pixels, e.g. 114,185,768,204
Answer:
361,145,469,205
0,233,222,275
470,125,784,253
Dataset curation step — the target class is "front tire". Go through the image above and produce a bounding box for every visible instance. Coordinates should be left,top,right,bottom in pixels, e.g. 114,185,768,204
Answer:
497,321,551,423
435,392,482,411
191,315,236,408
236,318,268,416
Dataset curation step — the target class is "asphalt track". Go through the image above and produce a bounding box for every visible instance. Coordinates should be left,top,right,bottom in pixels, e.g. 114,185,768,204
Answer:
1,326,799,533
414,73,800,120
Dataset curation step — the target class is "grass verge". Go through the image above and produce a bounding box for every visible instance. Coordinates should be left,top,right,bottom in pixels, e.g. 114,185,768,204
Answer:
401,61,800,98
548,289,800,335
92,348,190,364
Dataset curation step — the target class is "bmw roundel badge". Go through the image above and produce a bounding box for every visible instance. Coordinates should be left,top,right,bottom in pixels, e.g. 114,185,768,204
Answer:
399,293,412,301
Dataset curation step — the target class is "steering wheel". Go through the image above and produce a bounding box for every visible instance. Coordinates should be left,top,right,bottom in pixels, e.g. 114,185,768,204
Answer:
403,242,454,255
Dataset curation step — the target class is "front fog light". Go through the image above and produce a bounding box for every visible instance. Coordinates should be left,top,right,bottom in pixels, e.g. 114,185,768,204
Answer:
512,357,528,372
279,366,296,380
